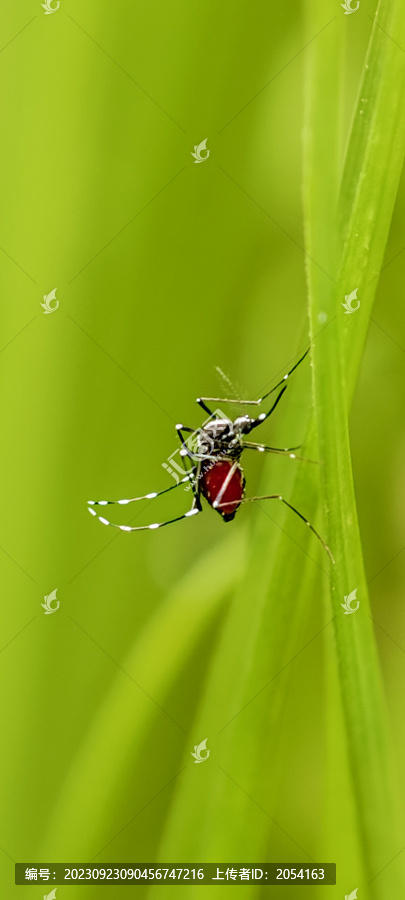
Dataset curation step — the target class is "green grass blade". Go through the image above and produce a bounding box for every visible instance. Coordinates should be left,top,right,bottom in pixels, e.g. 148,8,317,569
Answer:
304,0,405,893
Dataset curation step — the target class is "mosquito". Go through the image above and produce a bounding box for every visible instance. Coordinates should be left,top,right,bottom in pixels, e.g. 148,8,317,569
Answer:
87,349,334,562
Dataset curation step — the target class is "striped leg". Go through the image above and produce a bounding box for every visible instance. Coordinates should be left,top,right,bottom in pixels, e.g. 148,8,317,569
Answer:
87,477,192,507
242,441,318,463
176,424,199,462
258,349,309,402
88,504,200,532
216,492,334,562
247,384,287,430
175,424,217,464
175,425,205,502
87,476,201,532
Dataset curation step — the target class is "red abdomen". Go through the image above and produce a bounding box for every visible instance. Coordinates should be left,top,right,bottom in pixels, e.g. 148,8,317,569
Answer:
200,460,245,521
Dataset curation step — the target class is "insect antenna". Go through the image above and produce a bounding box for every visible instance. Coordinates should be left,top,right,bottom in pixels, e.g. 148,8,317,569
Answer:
214,365,247,413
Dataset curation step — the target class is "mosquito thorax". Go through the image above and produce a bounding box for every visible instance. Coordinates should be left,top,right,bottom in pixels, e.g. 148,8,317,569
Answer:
233,415,253,434
203,418,232,438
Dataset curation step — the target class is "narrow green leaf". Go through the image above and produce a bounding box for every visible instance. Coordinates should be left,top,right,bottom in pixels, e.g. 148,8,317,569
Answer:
305,0,405,893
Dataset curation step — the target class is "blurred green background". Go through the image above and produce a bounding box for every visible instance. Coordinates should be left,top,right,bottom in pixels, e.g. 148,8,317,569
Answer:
1,0,404,897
